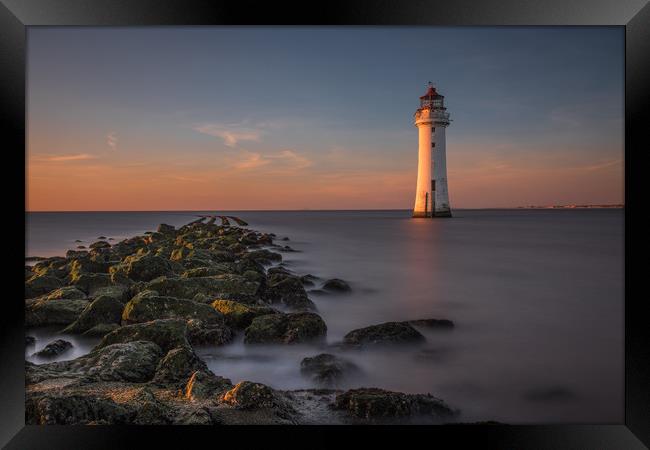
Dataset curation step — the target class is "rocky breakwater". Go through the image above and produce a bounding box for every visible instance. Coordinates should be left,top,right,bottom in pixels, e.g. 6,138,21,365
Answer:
25,217,458,424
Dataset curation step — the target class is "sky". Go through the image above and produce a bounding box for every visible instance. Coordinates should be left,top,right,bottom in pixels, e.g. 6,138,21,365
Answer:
26,27,624,211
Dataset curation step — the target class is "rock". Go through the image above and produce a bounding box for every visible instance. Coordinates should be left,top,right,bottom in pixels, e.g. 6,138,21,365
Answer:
89,285,129,303
26,392,136,425
33,339,73,358
69,273,113,296
25,274,63,298
75,239,83,243
184,370,232,401
186,319,234,346
157,223,176,235
97,236,107,240
28,341,163,384
110,252,176,282
96,319,189,353
26,336,36,346
211,300,278,329
322,278,351,293
242,249,282,265
144,275,260,303
77,246,86,249
244,312,327,344
89,241,111,249
221,381,276,409
265,277,316,311
40,286,87,301
122,290,224,325
300,354,360,386
62,295,124,334
343,322,425,347
82,323,120,338
66,249,89,258
300,274,319,287
408,318,455,329
153,346,208,384
26,297,89,327
332,388,455,421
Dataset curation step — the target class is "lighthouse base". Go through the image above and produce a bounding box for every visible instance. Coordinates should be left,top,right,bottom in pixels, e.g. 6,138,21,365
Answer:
434,209,452,218
412,211,432,218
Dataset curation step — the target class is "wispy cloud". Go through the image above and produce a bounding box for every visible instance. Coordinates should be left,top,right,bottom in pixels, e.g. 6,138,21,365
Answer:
193,122,263,147
107,132,118,150
231,149,312,172
32,153,98,162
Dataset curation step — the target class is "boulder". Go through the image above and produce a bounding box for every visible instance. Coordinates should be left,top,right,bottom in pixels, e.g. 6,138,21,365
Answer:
220,381,276,409
89,241,111,249
211,300,278,329
144,275,260,303
28,341,163,384
265,277,316,311
153,346,208,384
242,249,282,265
96,319,189,353
25,274,63,298
110,252,176,282
322,278,351,293
32,339,73,358
122,290,224,325
186,319,234,346
62,295,124,334
300,353,360,386
68,273,113,296
157,223,176,235
89,285,130,303
184,370,233,401
82,323,120,338
343,322,425,347
244,312,327,344
332,388,455,421
26,297,89,327
39,286,87,301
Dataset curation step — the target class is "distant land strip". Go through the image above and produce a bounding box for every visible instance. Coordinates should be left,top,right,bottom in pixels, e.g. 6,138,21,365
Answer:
516,204,624,209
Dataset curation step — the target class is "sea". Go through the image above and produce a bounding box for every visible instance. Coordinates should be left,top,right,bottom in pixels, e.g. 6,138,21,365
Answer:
25,209,624,424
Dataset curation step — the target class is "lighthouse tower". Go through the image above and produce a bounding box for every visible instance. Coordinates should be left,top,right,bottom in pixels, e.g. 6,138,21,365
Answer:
412,82,452,218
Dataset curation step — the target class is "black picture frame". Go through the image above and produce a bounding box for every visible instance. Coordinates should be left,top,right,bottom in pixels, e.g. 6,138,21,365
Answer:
2,0,648,448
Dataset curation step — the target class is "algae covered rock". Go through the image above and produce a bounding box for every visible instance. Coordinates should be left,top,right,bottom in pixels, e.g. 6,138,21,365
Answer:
122,290,224,325
153,346,208,384
184,370,233,401
265,276,316,311
332,388,455,421
300,353,360,386
186,318,233,346
244,312,327,344
221,381,276,409
211,299,278,329
96,318,189,353
25,274,63,298
26,297,89,327
343,322,425,347
110,252,176,282
62,295,124,334
144,275,260,302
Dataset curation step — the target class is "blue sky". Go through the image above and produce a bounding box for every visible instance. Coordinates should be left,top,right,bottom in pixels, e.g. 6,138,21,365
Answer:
27,27,624,210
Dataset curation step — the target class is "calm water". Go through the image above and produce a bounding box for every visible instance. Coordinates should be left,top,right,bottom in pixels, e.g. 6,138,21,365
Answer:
26,209,624,423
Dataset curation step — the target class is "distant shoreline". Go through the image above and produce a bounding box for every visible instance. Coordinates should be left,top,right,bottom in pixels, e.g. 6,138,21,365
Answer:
26,206,625,213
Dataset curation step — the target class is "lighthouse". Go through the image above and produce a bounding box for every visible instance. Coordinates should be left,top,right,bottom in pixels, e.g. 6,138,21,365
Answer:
413,82,452,218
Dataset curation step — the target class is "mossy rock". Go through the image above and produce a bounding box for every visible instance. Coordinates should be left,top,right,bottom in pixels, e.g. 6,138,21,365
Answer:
122,290,224,325
342,322,425,347
244,312,327,344
110,252,176,282
25,274,63,299
211,300,278,329
96,318,189,353
62,296,124,334
144,275,260,302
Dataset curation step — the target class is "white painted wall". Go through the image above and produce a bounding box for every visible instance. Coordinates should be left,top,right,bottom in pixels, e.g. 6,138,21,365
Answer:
413,110,433,217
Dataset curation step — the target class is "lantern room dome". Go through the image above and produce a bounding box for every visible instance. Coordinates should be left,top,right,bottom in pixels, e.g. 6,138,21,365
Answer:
419,82,444,99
